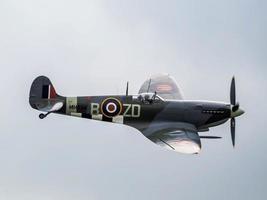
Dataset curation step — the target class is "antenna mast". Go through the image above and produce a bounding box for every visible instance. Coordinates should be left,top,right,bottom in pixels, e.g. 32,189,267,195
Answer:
126,81,129,96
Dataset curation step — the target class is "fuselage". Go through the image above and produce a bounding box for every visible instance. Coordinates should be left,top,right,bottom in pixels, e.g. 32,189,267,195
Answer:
50,95,231,134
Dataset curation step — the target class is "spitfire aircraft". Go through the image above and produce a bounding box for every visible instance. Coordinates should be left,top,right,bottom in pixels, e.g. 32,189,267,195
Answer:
29,74,244,154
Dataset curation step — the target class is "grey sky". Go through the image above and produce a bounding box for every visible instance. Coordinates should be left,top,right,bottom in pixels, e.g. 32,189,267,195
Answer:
0,0,266,199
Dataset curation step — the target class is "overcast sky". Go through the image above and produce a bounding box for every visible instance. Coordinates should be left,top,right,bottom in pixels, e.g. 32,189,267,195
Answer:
0,0,267,199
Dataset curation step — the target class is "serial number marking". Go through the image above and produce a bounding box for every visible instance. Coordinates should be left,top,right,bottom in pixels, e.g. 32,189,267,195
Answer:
68,105,87,110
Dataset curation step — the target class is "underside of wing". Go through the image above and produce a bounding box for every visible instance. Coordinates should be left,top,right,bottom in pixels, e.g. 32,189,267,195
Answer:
145,124,201,154
138,73,183,100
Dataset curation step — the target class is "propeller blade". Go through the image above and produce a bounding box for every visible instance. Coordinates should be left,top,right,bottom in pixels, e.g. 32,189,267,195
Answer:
230,76,236,105
200,136,222,139
231,118,236,147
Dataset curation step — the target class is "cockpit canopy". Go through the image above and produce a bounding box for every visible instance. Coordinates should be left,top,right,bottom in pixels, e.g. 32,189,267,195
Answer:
136,92,164,104
138,74,183,100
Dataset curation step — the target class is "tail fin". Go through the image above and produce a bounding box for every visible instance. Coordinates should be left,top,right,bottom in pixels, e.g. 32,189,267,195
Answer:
29,76,61,110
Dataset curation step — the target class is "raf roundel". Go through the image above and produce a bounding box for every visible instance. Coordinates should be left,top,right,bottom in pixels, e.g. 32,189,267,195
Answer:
101,98,122,118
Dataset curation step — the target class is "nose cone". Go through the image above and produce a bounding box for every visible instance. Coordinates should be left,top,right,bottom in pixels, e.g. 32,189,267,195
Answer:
231,108,245,118
239,108,245,116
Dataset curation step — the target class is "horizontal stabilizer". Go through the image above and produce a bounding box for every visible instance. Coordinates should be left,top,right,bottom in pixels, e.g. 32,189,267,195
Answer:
36,100,63,112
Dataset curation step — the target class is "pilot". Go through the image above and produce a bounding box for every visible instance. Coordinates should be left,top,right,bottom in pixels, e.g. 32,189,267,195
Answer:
145,94,153,104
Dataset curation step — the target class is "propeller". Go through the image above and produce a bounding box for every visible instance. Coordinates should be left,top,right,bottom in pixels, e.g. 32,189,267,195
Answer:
229,76,244,147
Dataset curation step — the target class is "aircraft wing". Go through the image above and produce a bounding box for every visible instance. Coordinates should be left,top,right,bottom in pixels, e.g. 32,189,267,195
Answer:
138,73,183,100
141,123,201,154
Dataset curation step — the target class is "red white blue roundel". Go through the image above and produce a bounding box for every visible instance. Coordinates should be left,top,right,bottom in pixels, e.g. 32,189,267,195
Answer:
101,98,122,118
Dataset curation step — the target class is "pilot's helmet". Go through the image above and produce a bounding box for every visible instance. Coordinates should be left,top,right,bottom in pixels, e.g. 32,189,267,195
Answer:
145,94,150,100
